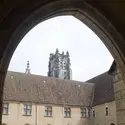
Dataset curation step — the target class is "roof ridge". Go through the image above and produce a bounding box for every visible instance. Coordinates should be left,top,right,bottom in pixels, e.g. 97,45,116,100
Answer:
7,71,94,85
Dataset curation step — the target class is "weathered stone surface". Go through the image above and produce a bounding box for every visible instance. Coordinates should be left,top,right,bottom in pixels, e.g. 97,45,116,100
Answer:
112,64,125,125
117,110,125,124
116,99,125,111
114,81,125,92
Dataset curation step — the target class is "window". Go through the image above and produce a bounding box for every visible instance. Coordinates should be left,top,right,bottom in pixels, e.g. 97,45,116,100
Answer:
93,110,95,118
24,104,32,115
110,123,115,125
64,107,71,117
88,108,91,118
106,107,109,116
81,108,86,117
63,66,66,69
2,103,9,114
54,70,58,77
45,106,52,117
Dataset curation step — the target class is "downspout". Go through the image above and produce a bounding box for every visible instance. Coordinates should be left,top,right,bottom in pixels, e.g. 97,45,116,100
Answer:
36,103,37,125
62,105,64,125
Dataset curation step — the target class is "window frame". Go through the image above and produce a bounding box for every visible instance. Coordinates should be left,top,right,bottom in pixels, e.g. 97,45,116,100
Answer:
93,110,95,118
88,108,91,118
106,107,109,116
2,103,9,115
23,104,32,116
81,108,87,118
45,106,52,117
64,107,71,118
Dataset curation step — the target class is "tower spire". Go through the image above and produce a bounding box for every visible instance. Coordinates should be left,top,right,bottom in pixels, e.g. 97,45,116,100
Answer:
25,61,31,74
48,49,72,80
66,51,69,57
55,48,59,54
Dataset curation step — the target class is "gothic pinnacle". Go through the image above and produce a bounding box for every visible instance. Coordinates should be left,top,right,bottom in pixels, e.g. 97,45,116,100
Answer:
25,60,31,74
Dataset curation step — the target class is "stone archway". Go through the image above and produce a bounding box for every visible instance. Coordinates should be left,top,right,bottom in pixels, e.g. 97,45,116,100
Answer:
25,124,30,125
0,0,125,124
110,123,115,125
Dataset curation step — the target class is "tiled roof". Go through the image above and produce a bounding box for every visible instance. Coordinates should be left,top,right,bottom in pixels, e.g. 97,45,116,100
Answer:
87,72,114,106
3,71,94,106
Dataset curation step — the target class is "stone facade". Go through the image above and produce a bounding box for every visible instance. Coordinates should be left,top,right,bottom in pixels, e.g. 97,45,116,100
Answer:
48,49,72,80
2,100,117,125
2,101,117,125
2,102,89,125
90,101,117,125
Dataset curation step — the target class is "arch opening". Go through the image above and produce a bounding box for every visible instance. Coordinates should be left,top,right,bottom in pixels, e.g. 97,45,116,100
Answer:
0,0,125,125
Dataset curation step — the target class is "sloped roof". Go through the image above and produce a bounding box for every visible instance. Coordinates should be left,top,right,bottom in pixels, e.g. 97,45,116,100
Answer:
3,71,94,106
87,72,114,106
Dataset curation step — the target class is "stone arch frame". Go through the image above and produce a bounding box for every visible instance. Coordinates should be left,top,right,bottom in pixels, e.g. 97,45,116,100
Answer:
1,0,125,77
25,124,30,125
0,0,125,124
110,123,115,125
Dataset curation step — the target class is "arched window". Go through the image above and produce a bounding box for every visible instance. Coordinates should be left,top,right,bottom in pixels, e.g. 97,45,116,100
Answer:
25,124,30,125
110,123,115,125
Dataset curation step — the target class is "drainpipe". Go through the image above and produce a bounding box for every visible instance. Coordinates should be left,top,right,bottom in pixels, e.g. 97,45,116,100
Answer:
62,105,64,125
36,103,37,125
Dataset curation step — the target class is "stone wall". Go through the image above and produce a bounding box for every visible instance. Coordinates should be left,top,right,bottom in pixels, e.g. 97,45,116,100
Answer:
2,102,88,125
90,101,117,125
113,66,125,125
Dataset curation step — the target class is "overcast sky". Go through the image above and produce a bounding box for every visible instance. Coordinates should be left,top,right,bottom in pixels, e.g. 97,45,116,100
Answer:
8,16,113,81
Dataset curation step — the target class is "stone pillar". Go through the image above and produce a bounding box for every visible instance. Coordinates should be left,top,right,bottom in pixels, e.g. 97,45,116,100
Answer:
0,71,7,124
113,66,125,125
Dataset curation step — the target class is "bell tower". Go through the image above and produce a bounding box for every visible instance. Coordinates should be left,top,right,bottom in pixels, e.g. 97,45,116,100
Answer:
48,49,72,80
